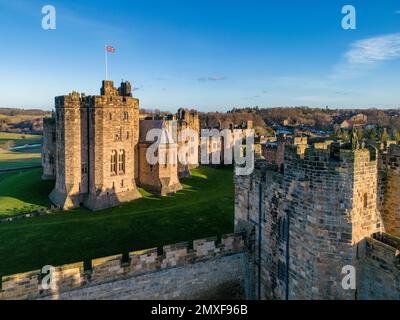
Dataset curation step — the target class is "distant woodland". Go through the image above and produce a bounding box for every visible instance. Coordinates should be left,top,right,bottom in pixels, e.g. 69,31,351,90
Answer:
201,107,400,133
1,106,400,136
0,108,51,134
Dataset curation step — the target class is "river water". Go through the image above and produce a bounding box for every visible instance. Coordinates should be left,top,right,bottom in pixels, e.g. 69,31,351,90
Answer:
0,144,42,151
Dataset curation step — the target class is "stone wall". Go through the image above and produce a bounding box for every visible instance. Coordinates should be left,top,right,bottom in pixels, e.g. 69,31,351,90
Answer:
84,83,141,210
235,160,287,300
284,147,381,299
358,233,400,300
382,144,400,237
177,108,200,176
0,233,249,300
49,92,83,210
41,116,56,180
234,143,397,300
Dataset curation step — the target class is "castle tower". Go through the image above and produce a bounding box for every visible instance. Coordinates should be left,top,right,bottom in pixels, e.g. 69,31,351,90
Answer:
138,119,182,196
176,108,200,177
49,92,84,209
48,81,141,211
41,115,56,180
285,146,382,299
235,143,383,300
84,80,141,210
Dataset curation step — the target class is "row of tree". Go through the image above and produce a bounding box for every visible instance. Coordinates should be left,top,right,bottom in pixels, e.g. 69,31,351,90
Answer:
331,127,400,143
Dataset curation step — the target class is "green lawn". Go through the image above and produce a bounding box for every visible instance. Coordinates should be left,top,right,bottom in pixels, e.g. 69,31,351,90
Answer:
0,169,53,217
0,132,42,170
0,149,42,170
0,132,42,149
0,166,234,278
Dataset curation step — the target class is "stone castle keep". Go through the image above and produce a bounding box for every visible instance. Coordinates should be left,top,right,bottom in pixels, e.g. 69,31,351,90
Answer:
41,80,199,211
235,139,400,299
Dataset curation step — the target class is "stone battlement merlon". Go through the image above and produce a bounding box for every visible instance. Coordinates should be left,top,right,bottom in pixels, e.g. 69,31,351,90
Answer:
54,93,82,109
359,233,400,300
284,143,377,167
372,232,400,251
363,233,400,272
55,80,138,108
0,233,245,300
92,95,139,107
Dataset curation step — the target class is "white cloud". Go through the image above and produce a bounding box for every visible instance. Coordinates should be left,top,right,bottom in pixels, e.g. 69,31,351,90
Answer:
331,33,400,79
197,76,227,82
344,33,400,65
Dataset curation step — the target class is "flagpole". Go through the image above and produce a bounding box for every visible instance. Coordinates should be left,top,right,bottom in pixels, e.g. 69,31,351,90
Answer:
105,45,108,80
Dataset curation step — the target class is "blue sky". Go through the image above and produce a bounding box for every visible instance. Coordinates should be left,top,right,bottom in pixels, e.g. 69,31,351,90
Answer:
0,0,399,112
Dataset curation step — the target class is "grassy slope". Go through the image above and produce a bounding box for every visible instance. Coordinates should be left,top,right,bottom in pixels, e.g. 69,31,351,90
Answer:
0,149,42,170
0,132,42,170
0,169,53,217
0,166,234,277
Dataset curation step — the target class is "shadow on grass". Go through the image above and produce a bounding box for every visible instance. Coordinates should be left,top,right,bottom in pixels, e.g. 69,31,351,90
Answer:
0,169,53,217
0,165,228,219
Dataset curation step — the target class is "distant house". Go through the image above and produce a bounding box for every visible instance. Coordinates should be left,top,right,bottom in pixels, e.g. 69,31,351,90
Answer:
337,113,368,130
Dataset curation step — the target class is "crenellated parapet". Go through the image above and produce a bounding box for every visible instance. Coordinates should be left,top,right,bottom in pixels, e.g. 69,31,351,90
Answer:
358,232,400,300
0,233,245,300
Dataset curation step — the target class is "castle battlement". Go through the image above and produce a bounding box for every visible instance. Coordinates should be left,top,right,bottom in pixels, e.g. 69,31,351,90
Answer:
235,140,400,299
284,143,377,166
0,233,245,300
359,232,400,300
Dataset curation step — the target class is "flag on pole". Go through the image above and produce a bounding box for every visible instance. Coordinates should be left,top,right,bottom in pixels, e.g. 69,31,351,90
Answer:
106,45,116,53
105,45,115,80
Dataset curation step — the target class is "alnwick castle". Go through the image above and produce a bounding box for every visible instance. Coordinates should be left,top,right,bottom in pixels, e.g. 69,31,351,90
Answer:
41,80,199,211
1,80,399,300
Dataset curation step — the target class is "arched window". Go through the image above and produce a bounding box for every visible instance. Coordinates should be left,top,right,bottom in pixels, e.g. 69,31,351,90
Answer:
109,112,112,121
118,149,125,174
123,111,129,120
110,150,117,175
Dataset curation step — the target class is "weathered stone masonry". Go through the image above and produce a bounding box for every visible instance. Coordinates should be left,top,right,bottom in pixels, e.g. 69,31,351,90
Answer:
47,81,142,211
42,80,200,210
0,233,252,300
41,116,56,180
235,142,400,300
